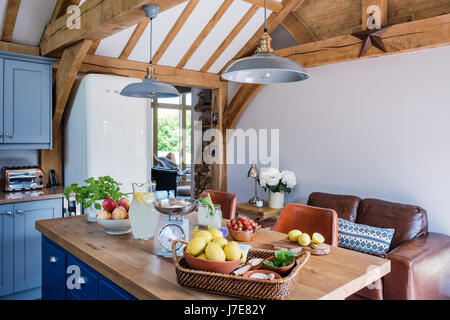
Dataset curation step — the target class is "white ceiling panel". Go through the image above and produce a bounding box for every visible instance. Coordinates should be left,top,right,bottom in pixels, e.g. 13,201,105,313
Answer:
12,0,57,46
128,1,188,63
157,0,224,67
96,25,137,58
208,7,266,73
184,0,251,71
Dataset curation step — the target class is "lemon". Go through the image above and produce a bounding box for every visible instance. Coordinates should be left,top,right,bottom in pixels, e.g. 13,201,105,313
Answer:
197,253,207,260
288,229,302,242
186,237,206,256
143,193,156,203
209,229,223,239
194,230,213,243
205,242,226,261
212,237,228,248
223,242,242,261
133,192,145,203
312,232,325,244
298,233,311,246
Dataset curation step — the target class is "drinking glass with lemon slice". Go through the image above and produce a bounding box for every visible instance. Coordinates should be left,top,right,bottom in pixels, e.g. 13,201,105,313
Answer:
129,182,159,240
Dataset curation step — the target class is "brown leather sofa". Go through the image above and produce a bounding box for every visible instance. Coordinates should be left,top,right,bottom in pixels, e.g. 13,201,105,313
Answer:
307,192,450,300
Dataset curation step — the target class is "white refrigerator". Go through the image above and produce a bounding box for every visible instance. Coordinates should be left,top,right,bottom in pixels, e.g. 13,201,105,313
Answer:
64,74,151,194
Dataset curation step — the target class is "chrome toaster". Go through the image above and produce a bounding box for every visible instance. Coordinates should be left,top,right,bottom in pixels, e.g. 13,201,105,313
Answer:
1,167,45,191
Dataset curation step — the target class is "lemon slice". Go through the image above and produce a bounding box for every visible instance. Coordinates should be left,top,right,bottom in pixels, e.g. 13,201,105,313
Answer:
312,232,325,244
133,192,145,203
143,193,156,203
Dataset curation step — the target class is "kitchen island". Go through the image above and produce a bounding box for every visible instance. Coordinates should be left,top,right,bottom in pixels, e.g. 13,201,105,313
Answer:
36,215,390,300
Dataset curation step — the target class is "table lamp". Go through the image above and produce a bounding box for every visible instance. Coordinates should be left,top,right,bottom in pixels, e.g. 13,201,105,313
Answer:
248,164,260,204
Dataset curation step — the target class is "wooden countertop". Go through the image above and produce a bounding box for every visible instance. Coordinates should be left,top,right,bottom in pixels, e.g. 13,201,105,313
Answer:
0,187,64,205
36,215,390,300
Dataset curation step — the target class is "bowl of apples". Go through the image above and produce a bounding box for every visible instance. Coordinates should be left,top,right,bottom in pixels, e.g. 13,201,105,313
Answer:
96,197,131,235
227,216,260,242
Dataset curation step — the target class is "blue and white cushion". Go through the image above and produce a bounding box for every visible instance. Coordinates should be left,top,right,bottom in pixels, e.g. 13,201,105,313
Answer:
338,218,395,256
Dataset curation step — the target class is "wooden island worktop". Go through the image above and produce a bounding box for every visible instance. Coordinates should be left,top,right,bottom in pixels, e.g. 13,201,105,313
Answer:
36,215,390,300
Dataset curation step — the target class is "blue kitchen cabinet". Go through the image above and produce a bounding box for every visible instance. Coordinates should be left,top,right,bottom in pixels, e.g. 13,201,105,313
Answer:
0,199,62,300
0,204,14,296
0,52,55,150
42,236,136,300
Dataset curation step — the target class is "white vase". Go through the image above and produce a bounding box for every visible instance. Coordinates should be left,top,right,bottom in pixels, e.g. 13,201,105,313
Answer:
268,191,285,209
85,200,104,222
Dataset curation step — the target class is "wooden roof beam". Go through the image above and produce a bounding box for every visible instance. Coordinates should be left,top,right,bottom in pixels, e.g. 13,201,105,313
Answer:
2,0,21,42
275,13,450,68
280,12,316,44
242,0,282,13
153,0,199,64
177,0,233,69
40,0,187,56
119,20,150,60
201,5,259,72
50,0,81,22
52,54,222,89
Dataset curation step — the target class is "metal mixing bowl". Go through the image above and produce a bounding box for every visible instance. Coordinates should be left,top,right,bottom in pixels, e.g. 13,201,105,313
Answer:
152,198,197,215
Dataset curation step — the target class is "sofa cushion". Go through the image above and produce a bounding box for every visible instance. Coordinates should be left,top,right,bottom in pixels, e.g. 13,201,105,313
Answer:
307,192,360,222
356,199,428,250
338,218,394,256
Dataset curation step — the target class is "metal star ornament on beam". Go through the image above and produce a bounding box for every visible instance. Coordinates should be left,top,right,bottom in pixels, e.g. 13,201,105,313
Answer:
351,25,391,57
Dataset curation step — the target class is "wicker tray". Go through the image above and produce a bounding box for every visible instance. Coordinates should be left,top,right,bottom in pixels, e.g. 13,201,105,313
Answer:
171,239,310,300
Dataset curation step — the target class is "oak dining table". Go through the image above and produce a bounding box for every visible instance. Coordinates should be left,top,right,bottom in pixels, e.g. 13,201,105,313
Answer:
36,214,390,300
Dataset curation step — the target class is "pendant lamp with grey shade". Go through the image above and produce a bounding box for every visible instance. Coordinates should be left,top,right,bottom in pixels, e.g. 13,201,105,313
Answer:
221,0,310,84
121,5,179,99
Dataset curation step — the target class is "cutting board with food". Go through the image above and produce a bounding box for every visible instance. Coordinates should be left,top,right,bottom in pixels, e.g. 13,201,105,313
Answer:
271,230,330,256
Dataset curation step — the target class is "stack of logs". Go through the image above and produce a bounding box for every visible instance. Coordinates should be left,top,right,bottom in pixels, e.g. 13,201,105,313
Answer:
193,89,213,198
194,163,212,198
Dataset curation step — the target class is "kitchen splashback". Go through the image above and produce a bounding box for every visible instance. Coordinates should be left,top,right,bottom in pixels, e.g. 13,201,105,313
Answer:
0,150,39,169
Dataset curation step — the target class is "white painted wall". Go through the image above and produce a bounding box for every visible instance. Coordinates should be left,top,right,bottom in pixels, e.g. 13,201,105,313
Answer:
227,45,450,235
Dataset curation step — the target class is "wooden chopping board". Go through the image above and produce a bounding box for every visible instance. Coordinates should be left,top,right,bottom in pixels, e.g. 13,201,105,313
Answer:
271,239,330,256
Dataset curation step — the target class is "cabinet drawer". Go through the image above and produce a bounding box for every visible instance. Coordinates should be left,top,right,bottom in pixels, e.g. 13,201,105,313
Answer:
42,238,66,281
42,273,66,300
66,256,98,300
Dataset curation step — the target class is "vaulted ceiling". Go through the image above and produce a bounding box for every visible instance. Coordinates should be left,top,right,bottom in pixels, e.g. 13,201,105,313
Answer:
1,0,449,75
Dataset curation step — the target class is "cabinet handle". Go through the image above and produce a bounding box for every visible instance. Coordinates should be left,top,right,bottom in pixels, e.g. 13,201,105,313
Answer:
16,210,23,215
5,132,12,138
77,276,87,285
6,211,12,216
49,256,57,264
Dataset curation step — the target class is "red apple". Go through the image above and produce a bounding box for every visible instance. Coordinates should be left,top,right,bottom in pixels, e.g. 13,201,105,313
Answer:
118,197,130,210
111,206,127,220
102,197,117,212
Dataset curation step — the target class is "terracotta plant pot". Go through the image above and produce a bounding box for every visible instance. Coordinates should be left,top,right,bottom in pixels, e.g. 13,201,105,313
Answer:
228,229,257,242
262,256,295,276
242,269,282,280
183,247,242,274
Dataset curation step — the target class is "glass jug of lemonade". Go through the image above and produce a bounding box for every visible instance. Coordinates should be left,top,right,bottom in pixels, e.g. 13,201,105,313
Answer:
129,182,159,240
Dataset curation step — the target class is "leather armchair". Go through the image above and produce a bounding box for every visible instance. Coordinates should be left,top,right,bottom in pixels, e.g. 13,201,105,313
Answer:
307,192,450,300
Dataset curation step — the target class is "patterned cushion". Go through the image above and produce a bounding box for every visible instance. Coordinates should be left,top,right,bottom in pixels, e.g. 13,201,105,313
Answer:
338,218,395,256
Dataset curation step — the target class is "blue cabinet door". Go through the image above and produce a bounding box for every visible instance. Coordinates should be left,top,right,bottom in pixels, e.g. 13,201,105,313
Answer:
0,58,3,143
66,256,98,300
13,199,62,293
42,238,66,300
0,204,13,296
3,59,51,145
98,277,136,300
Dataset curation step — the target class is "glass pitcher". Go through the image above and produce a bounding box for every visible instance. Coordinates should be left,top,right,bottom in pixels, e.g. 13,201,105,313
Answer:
128,182,159,240
197,204,222,230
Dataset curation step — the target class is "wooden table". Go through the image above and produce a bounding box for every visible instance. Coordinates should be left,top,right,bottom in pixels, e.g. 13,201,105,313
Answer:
36,215,390,300
236,202,282,220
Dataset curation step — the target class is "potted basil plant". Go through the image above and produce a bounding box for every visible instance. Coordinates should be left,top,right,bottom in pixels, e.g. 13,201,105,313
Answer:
64,176,125,222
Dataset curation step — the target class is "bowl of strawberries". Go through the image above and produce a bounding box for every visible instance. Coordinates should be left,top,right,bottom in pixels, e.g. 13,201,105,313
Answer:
227,216,260,242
